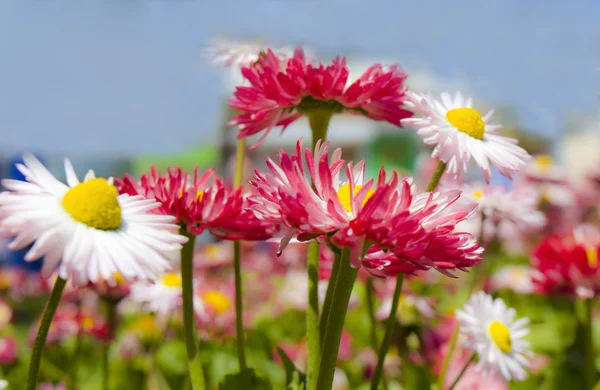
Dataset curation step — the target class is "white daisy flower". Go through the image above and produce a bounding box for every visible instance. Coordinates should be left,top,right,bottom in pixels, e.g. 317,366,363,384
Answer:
0,379,6,390
0,154,187,286
456,291,531,382
203,36,295,68
454,182,546,244
129,272,183,315
402,91,531,182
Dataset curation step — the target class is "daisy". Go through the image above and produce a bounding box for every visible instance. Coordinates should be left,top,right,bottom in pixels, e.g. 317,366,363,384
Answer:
456,291,531,382
250,140,483,274
402,91,530,182
0,154,187,286
204,36,294,68
228,48,413,148
117,166,278,240
454,182,546,245
490,265,535,295
129,272,183,316
532,223,600,298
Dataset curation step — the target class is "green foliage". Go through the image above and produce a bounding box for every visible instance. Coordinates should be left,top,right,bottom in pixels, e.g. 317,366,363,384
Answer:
218,368,273,390
277,347,306,390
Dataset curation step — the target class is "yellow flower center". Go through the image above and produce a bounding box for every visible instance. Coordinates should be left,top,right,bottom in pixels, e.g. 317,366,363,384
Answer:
162,273,182,287
113,272,125,285
472,190,484,200
203,291,232,314
82,316,95,331
535,155,553,172
489,320,512,352
586,248,598,268
62,178,122,231
179,189,204,200
336,184,375,213
446,107,485,140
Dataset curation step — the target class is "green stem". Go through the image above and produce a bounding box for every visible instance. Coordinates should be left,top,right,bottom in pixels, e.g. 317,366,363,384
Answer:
233,138,248,370
306,109,332,389
582,298,596,389
27,276,67,390
426,161,447,192
319,250,341,346
102,298,119,390
307,241,321,390
370,274,404,390
448,353,476,390
180,230,206,390
316,248,358,390
307,110,333,149
365,278,378,352
233,241,247,370
437,323,460,390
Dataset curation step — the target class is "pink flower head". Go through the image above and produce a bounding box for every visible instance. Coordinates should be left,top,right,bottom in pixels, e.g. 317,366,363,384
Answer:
249,140,408,264
362,190,483,277
532,224,600,298
0,336,17,364
228,48,413,149
116,166,278,240
250,140,482,276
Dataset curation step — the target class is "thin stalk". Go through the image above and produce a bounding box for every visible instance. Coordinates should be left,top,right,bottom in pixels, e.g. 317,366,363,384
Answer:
437,324,460,390
316,247,358,390
365,277,378,352
426,161,447,192
582,298,596,389
319,250,341,346
233,137,248,370
306,109,332,390
370,274,404,390
448,353,476,390
102,297,119,390
180,229,206,390
306,241,321,390
233,241,247,370
27,277,67,390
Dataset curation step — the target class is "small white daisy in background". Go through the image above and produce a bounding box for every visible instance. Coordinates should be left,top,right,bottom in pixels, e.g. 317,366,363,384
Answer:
490,265,536,295
0,154,186,286
0,379,6,389
453,182,546,247
456,291,531,382
203,36,295,68
129,272,183,316
523,154,568,183
402,91,530,183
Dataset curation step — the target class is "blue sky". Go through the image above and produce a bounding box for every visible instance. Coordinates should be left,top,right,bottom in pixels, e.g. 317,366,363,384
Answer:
0,0,598,157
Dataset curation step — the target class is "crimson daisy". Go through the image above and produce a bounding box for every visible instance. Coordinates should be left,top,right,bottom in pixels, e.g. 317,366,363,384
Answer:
228,48,413,148
116,166,278,241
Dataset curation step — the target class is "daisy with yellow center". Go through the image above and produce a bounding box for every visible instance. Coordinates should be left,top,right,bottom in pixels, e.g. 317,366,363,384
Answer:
402,91,530,183
456,292,531,382
128,272,185,316
0,154,187,286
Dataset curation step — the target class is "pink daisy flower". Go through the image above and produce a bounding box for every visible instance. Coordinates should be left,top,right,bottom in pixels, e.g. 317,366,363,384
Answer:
228,48,413,148
250,140,483,275
116,166,278,241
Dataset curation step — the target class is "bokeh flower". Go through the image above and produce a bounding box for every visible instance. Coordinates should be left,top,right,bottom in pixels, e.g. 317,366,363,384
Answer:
532,223,600,298
456,291,531,381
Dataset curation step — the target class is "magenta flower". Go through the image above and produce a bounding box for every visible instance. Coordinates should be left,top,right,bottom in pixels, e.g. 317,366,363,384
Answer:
116,167,278,241
228,48,413,148
249,140,483,276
